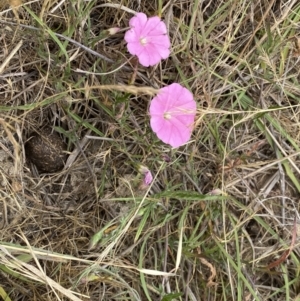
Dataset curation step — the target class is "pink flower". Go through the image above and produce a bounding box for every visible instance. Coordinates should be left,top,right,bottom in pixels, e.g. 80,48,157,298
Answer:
124,13,171,67
149,83,196,148
139,165,153,185
144,170,153,185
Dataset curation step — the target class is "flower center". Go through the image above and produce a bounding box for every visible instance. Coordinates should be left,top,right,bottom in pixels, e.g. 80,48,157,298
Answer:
140,37,148,45
164,112,172,120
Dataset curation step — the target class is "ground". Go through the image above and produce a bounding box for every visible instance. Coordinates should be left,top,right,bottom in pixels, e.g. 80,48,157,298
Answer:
1,0,300,301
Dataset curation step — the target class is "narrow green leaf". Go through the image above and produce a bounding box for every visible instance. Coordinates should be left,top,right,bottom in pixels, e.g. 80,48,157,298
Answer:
161,292,183,301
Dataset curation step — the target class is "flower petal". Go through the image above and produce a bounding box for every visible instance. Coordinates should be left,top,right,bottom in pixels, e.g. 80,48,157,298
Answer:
148,34,170,56
141,16,167,37
138,43,165,66
149,98,166,116
129,13,147,35
126,41,145,56
124,29,139,43
154,118,192,148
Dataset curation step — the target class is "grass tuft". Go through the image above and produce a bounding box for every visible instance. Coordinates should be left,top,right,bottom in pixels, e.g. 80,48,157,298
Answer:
1,0,300,300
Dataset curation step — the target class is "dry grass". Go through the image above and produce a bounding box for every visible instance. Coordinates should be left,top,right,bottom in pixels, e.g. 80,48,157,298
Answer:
1,0,300,300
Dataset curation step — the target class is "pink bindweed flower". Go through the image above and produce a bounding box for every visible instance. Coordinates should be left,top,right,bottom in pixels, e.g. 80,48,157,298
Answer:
139,165,153,185
149,83,197,148
144,170,153,185
124,12,171,67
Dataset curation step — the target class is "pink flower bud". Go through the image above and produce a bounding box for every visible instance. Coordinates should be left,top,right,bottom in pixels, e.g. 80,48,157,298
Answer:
107,27,120,35
144,170,153,185
138,165,153,185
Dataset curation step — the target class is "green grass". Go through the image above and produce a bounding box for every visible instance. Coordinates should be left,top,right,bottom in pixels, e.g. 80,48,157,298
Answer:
1,0,300,300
